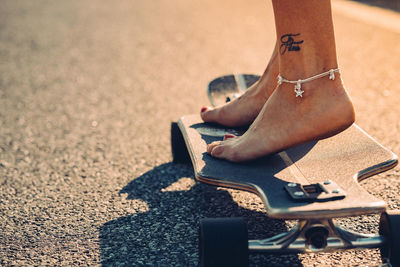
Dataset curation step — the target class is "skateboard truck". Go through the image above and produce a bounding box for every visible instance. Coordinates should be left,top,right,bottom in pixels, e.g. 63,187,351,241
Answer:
248,218,386,254
284,180,346,202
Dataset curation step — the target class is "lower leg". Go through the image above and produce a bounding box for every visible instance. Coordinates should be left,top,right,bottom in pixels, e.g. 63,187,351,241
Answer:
207,0,355,162
275,0,339,81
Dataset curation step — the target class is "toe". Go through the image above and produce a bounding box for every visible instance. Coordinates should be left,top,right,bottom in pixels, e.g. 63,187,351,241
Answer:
207,141,221,154
200,106,210,113
200,106,218,123
210,145,225,157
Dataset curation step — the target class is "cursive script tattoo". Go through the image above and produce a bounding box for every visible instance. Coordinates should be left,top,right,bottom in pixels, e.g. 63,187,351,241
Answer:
280,33,304,55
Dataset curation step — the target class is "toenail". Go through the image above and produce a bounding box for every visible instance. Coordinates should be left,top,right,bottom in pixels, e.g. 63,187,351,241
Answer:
224,134,235,140
201,106,208,113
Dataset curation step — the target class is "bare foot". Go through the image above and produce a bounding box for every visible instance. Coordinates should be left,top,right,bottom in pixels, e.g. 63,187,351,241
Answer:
207,74,355,162
200,51,278,127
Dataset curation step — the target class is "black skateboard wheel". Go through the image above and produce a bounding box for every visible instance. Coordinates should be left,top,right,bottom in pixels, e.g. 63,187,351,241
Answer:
170,122,191,164
379,210,400,267
199,218,248,267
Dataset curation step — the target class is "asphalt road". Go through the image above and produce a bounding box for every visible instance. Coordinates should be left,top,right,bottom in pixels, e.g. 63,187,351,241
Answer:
1,0,399,266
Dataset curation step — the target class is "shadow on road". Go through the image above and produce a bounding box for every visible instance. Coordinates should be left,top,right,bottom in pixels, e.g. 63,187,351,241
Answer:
99,163,302,266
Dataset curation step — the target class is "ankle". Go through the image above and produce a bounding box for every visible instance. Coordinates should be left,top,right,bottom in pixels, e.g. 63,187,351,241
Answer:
279,50,338,80
277,67,344,98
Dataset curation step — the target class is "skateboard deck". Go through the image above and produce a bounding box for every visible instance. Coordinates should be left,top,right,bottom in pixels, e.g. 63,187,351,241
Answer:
207,74,260,107
176,114,398,219
173,74,400,265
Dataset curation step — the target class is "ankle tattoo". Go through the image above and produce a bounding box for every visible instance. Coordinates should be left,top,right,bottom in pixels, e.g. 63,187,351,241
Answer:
277,69,340,98
280,33,304,55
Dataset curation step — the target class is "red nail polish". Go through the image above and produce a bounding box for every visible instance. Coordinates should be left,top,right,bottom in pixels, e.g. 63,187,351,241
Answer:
224,134,235,140
201,107,208,113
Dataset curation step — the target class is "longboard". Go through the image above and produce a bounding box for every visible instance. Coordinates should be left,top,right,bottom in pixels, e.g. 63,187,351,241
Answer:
171,74,400,266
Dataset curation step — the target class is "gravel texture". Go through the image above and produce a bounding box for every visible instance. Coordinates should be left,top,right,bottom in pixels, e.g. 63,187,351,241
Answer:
0,0,399,266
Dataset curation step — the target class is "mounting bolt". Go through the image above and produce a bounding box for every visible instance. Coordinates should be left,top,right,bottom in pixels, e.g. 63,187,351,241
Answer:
332,189,340,194
323,181,331,185
288,183,297,187
294,191,304,197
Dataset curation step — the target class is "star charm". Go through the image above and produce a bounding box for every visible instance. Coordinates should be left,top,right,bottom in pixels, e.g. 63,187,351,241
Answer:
294,83,304,97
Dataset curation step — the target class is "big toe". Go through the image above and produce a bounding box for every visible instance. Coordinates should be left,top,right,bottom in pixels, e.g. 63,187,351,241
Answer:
209,143,225,157
207,141,221,154
200,106,219,123
207,140,235,160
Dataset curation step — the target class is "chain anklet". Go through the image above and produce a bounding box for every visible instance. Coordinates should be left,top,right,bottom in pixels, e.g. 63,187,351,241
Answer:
277,68,340,97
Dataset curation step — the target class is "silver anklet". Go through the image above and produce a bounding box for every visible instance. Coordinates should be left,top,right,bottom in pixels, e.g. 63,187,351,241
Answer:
277,68,340,98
